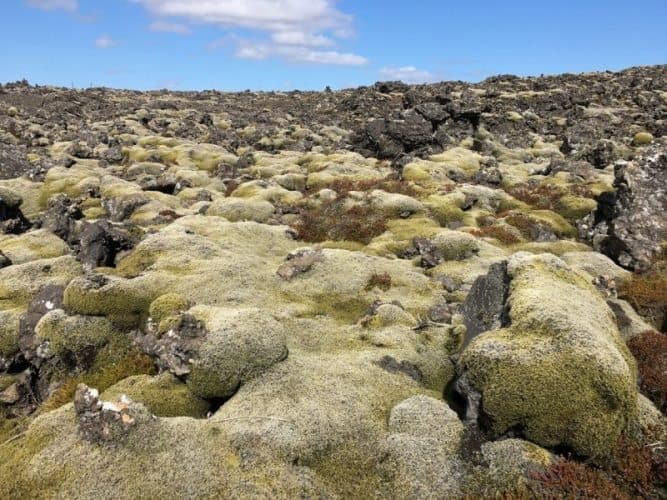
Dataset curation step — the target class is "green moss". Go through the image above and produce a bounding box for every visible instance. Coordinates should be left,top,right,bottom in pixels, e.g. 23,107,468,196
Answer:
0,230,70,265
554,195,597,221
0,308,21,359
402,163,432,182
63,275,162,328
102,372,210,418
459,254,638,459
0,256,82,310
504,209,576,240
35,310,115,361
513,240,591,256
40,337,157,413
149,293,191,324
424,193,466,226
0,418,58,498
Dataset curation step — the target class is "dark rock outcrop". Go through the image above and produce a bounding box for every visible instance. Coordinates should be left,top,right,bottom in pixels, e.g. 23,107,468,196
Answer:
583,139,667,271
459,261,511,349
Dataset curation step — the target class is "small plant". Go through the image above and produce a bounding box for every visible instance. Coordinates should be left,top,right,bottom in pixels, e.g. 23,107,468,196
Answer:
364,272,392,291
628,330,667,413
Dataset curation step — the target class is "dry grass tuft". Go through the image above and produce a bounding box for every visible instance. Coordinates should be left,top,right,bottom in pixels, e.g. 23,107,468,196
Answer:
364,272,392,291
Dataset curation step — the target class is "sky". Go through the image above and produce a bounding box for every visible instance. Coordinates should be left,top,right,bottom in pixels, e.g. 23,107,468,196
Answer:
1,0,666,91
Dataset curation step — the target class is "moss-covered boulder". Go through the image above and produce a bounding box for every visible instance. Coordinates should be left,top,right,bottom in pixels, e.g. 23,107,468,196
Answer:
148,293,191,324
464,438,554,497
378,395,465,498
455,252,638,458
63,274,165,328
0,229,70,265
186,306,288,399
35,310,115,365
206,197,275,223
0,256,82,309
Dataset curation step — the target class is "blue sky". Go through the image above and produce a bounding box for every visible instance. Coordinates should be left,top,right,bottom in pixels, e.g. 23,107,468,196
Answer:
1,0,665,91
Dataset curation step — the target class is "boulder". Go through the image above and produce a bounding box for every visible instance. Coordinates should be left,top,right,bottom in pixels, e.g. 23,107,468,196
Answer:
378,395,465,498
453,253,638,458
585,140,667,271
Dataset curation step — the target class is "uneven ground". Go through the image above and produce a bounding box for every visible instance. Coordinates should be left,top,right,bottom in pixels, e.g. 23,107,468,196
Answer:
0,66,665,498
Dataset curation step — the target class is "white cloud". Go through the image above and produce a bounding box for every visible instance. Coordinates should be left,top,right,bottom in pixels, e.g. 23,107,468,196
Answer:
271,31,334,48
379,66,437,84
130,0,350,33
27,0,77,10
149,21,191,35
236,42,367,66
95,35,117,48
130,0,366,66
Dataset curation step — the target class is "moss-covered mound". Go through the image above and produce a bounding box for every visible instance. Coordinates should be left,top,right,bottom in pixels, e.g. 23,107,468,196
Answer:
457,253,638,458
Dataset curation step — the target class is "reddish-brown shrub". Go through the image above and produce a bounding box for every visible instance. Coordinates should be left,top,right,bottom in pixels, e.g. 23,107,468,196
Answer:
506,182,594,211
529,458,627,499
527,437,665,499
471,224,521,244
364,272,392,291
619,262,667,331
292,199,387,244
324,177,419,197
628,330,667,413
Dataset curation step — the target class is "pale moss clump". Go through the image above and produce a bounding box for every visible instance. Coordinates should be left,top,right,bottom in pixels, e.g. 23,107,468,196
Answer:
206,197,275,223
0,178,42,219
186,306,288,399
0,229,70,265
7,106,18,117
102,372,210,418
0,186,22,209
459,253,638,458
464,439,553,497
632,131,654,146
429,147,483,178
379,395,465,498
38,165,103,208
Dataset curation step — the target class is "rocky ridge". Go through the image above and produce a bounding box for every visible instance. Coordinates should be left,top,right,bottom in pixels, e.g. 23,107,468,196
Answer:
0,66,665,498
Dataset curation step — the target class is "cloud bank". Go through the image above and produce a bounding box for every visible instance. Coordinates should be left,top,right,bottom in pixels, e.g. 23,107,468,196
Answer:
131,0,367,65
